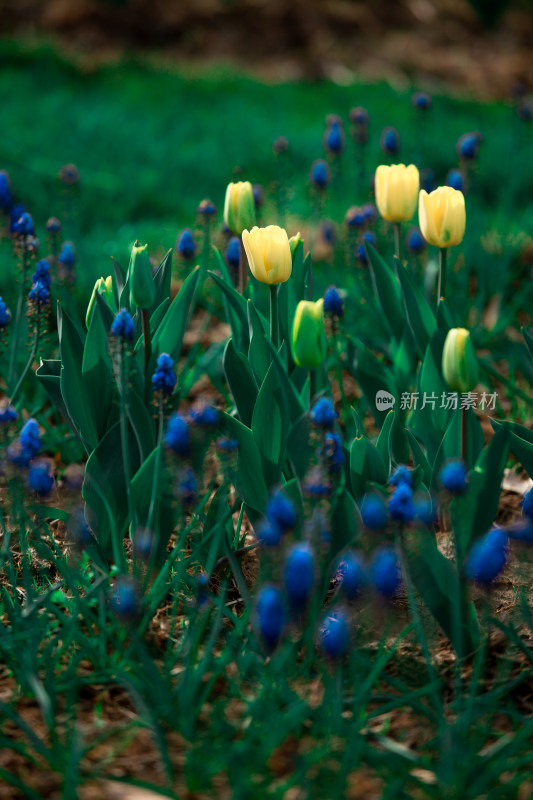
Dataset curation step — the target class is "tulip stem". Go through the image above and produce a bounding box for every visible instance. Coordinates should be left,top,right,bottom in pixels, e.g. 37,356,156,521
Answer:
239,237,247,295
141,308,152,374
269,284,279,350
438,247,448,302
393,222,401,266
461,405,468,466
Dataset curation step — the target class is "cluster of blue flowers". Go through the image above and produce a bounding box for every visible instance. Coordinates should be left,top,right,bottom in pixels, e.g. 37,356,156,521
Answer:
323,286,343,318
0,296,11,330
380,126,400,155
310,397,338,428
58,241,76,275
152,353,177,396
176,228,196,259
309,159,330,190
111,308,135,341
28,259,51,308
8,418,41,468
11,211,35,237
27,461,54,495
0,403,17,424
226,236,241,269
323,116,345,155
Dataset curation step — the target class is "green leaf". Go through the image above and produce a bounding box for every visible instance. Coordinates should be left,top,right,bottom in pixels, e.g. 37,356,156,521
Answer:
523,327,533,364
352,340,397,427
223,339,258,427
35,359,72,429
151,249,172,311
208,267,249,353
489,419,533,477
247,301,271,387
366,244,405,341
406,430,432,486
432,406,484,479
349,435,387,498
407,534,480,658
151,267,199,366
396,262,437,356
252,362,289,487
376,409,394,478
127,389,156,462
459,425,509,554
287,411,313,480
82,300,113,442
223,413,268,513
408,329,449,465
58,305,99,453
330,489,361,558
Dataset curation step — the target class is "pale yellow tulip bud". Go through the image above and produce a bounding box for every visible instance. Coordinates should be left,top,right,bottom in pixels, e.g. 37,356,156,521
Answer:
374,164,420,223
223,181,256,235
419,186,466,248
442,328,478,394
242,225,292,285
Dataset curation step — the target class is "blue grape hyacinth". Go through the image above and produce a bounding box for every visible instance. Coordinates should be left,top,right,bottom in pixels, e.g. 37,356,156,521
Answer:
318,607,350,659
323,286,344,317
111,309,135,341
226,236,241,269
369,548,401,598
310,159,330,189
439,459,468,494
255,584,286,651
361,493,388,530
310,397,338,428
283,542,316,610
176,228,196,259
27,462,54,495
335,550,366,600
521,487,533,518
390,465,413,488
464,529,508,584
165,413,190,455
266,488,297,531
152,353,176,395
0,297,11,330
380,126,400,155
388,483,416,523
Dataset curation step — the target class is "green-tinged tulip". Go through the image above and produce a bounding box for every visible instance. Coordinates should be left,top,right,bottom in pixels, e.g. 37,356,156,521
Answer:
292,299,326,368
289,232,303,260
224,181,256,235
375,164,419,223
419,187,466,248
442,328,478,393
86,276,115,330
242,225,292,285
129,241,155,309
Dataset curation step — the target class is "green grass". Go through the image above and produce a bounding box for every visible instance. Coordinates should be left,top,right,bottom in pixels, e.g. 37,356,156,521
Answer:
1,38,531,297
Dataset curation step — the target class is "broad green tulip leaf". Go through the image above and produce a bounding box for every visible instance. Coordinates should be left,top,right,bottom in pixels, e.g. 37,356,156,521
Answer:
247,300,271,387
58,304,99,454
406,533,480,658
151,267,199,366
432,406,484,478
35,359,73,431
82,300,113,442
330,488,361,559
397,262,437,356
223,412,268,513
490,419,533,477
151,248,173,312
287,411,313,480
457,425,509,555
406,430,432,486
126,388,156,462
353,341,398,428
366,244,405,342
209,266,249,353
111,257,125,305
376,409,394,479
252,362,289,487
350,435,387,499
408,329,449,464
223,339,258,427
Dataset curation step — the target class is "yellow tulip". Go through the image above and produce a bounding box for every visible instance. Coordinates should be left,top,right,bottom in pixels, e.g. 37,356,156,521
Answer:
375,164,420,223
223,181,256,235
419,187,466,248
242,225,292,285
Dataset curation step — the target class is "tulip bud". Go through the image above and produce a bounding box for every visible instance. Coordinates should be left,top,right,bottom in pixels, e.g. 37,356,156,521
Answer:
86,275,115,329
288,232,302,261
442,328,478,393
374,164,420,223
419,187,466,248
223,181,256,235
129,241,155,309
291,299,326,368
242,225,292,285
